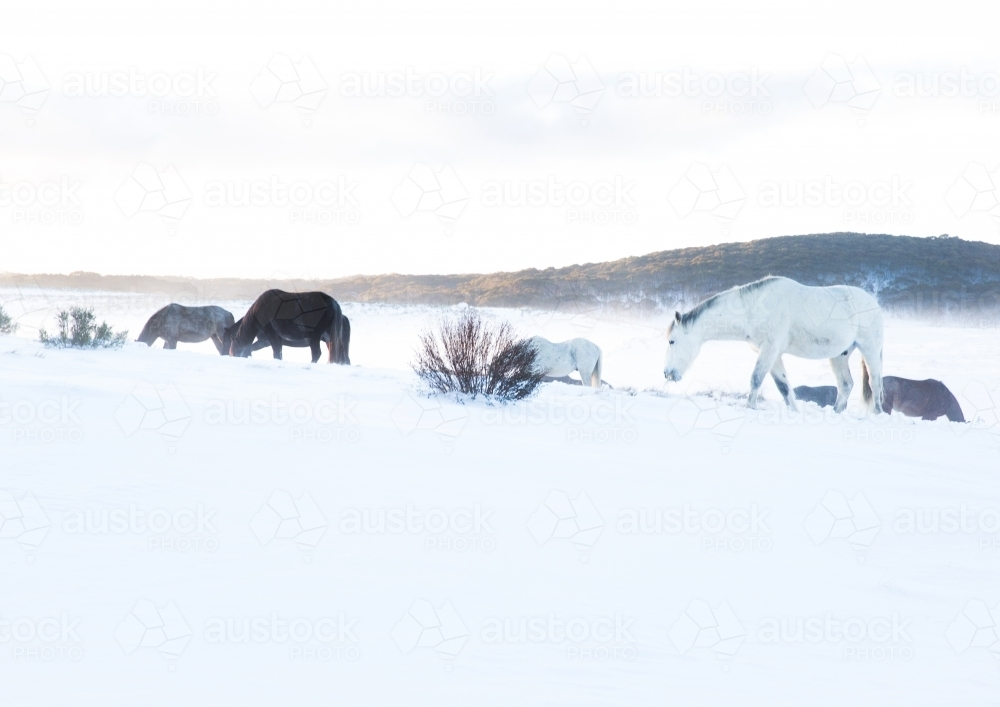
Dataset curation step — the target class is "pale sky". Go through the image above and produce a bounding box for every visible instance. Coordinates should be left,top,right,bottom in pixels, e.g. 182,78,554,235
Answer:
2,0,1000,279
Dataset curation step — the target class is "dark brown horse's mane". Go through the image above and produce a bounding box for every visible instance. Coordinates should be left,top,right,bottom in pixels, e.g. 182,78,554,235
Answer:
231,297,270,348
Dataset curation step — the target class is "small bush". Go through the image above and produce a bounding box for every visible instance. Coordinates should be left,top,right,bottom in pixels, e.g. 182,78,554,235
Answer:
0,305,16,335
39,307,128,349
413,309,544,401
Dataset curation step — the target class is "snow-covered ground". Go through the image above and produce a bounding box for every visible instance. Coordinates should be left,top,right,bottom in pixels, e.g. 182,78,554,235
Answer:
2,289,1000,705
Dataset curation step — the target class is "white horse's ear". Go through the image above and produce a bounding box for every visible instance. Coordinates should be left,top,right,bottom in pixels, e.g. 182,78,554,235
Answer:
674,311,681,322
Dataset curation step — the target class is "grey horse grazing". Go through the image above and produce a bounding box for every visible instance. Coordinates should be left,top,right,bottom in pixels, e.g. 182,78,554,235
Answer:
796,375,965,422
137,304,235,353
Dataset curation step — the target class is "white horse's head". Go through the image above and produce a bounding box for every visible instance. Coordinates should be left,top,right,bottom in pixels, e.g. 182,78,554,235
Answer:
663,311,702,382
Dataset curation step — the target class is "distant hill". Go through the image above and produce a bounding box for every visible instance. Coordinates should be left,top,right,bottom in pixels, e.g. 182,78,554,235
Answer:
3,233,999,321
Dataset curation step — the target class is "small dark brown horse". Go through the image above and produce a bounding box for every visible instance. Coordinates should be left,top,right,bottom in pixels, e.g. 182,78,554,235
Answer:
225,290,349,364
796,373,965,422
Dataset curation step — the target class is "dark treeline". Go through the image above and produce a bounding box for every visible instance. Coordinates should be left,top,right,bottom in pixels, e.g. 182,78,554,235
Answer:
5,233,1000,321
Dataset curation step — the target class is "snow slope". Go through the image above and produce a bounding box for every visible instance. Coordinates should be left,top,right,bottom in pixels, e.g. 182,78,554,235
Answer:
2,295,1000,705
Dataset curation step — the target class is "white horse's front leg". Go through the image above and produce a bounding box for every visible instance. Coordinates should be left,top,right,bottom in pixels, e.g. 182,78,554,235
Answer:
748,346,780,409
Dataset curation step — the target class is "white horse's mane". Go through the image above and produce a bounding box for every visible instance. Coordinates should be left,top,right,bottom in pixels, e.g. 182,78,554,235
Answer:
673,275,780,329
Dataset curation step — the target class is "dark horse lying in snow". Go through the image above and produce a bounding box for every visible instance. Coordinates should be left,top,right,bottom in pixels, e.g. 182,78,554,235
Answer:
224,290,349,364
795,375,965,422
137,304,235,353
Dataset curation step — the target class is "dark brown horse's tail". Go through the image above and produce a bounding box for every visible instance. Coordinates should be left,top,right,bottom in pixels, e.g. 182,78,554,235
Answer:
946,393,966,423
340,315,351,365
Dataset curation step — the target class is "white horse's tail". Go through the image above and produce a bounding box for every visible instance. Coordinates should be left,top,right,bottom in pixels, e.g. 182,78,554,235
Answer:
591,350,603,388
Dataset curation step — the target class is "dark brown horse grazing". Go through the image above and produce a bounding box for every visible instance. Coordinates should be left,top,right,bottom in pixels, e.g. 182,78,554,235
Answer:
797,373,965,422
225,290,349,364
225,314,351,364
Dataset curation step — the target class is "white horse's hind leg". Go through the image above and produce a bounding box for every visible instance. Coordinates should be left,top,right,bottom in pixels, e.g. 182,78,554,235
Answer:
769,357,796,408
858,347,885,414
829,352,853,413
856,310,885,414
748,346,781,409
576,353,597,388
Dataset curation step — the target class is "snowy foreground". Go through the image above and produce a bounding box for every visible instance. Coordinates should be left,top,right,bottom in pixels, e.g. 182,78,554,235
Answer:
3,291,1000,705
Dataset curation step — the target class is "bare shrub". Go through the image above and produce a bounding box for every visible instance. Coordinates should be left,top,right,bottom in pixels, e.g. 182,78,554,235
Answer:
39,307,128,349
413,309,544,400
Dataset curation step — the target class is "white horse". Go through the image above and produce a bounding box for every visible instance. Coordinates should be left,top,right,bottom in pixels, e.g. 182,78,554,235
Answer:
663,276,884,412
530,336,603,388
